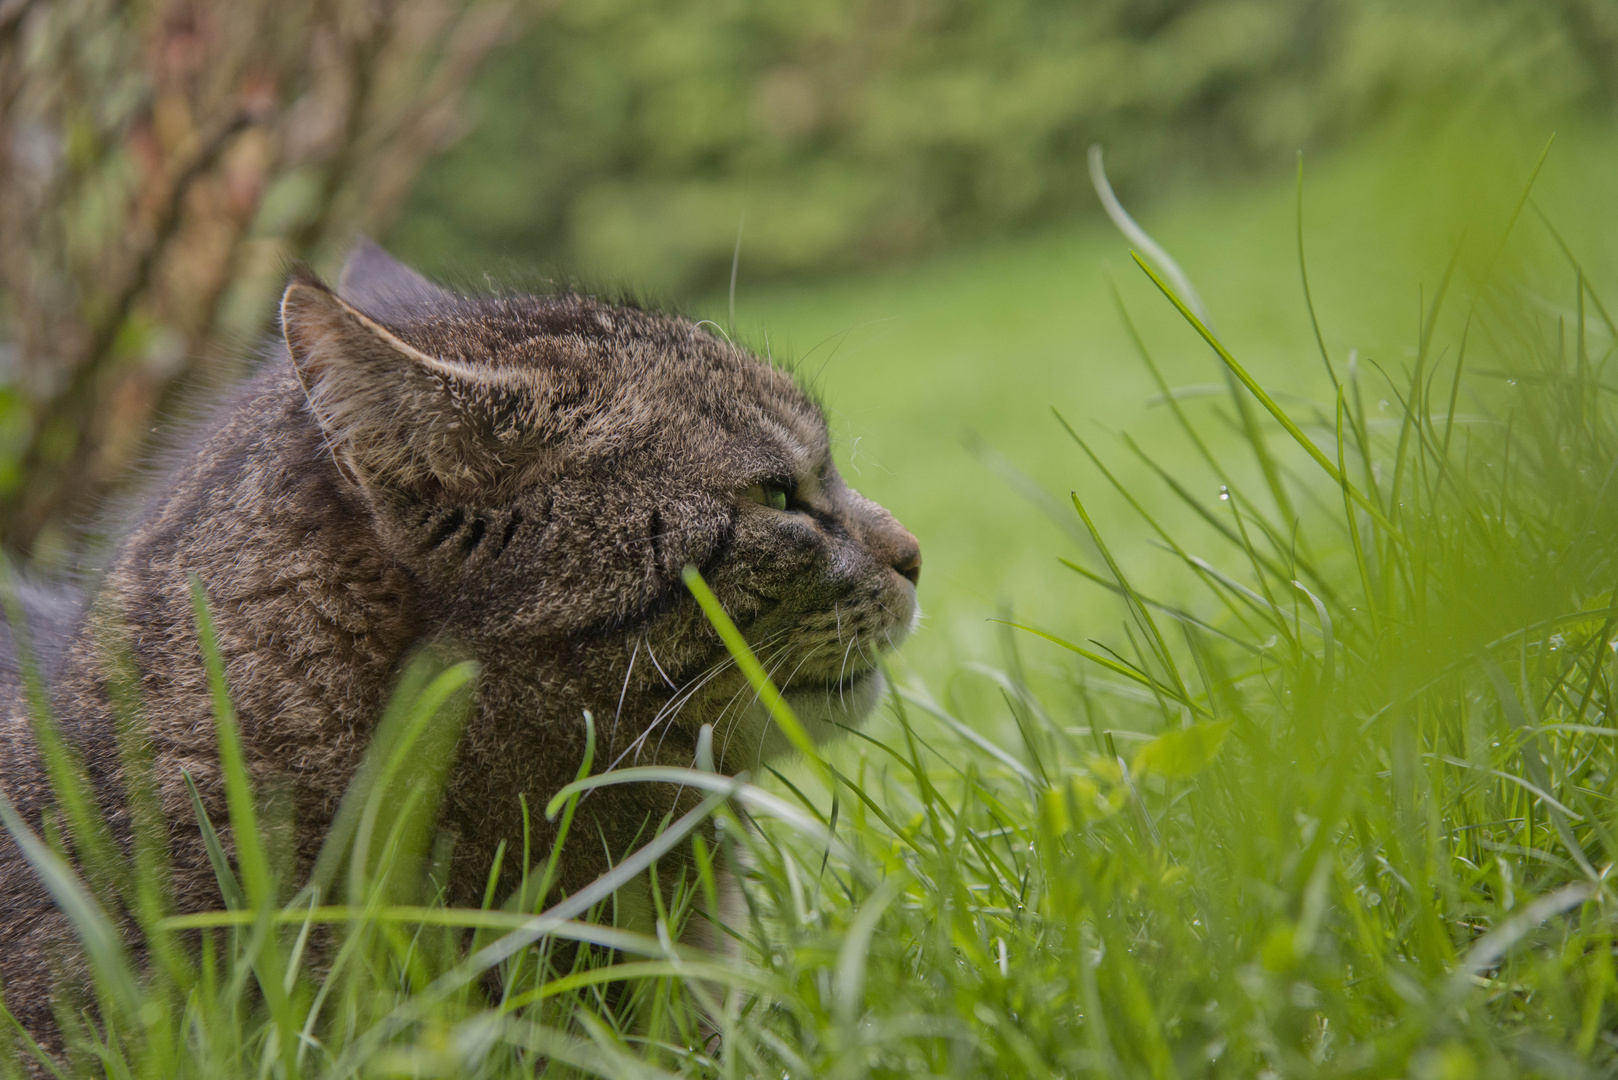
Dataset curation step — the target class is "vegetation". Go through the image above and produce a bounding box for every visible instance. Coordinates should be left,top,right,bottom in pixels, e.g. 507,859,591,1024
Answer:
397,0,1618,293
692,120,1618,682
6,0,1616,558
0,0,514,556
6,138,1618,1077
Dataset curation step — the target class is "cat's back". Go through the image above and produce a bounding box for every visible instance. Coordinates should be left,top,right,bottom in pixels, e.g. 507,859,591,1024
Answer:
0,575,87,1070
0,577,84,704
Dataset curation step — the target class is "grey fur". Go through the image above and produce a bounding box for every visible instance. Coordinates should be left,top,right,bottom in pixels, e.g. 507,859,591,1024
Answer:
0,243,920,1059
0,579,83,690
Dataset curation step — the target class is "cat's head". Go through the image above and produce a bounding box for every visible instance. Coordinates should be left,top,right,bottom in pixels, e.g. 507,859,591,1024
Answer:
278,241,919,770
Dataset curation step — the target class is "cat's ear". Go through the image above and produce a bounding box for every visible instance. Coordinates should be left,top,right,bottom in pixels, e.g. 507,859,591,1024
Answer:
280,269,516,496
336,236,455,317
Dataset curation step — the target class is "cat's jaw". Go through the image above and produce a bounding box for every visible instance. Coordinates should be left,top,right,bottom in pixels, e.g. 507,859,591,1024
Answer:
783,665,888,745
763,591,921,766
687,580,921,777
698,663,883,776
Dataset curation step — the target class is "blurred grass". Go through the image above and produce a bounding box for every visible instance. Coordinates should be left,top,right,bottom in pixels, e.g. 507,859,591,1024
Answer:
696,117,1618,685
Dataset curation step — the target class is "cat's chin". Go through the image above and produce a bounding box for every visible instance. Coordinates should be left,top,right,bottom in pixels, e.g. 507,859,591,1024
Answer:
715,667,887,773
783,666,887,744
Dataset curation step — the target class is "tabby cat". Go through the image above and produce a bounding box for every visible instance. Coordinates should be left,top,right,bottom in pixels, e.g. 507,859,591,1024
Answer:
0,241,920,1054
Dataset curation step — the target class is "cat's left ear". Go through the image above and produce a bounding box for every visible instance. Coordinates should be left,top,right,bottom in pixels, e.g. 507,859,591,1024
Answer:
337,236,456,317
280,268,552,497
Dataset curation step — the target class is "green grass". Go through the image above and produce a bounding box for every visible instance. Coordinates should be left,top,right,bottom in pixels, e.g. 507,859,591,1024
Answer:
7,117,1618,1077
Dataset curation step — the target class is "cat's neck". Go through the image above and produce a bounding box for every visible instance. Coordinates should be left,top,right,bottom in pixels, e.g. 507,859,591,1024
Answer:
79,368,426,824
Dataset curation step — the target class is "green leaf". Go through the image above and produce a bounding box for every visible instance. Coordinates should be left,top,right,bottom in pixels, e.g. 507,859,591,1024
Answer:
181,770,245,911
1134,721,1232,780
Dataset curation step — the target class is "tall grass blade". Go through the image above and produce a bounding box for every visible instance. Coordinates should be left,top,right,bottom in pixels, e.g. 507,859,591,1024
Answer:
181,770,244,911
185,576,301,1080
1131,250,1403,540
681,565,826,784
0,560,129,908
1296,152,1338,390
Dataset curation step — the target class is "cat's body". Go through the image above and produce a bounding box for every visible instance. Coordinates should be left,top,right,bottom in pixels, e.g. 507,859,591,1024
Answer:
0,242,919,1057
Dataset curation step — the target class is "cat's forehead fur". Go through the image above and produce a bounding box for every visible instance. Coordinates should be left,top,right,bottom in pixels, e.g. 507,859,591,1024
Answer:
305,272,828,496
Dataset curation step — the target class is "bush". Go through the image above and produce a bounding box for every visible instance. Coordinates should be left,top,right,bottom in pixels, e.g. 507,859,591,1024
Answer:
396,0,1618,294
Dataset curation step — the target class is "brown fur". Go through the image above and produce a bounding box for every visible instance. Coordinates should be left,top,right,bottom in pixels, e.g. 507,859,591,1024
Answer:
0,241,919,1057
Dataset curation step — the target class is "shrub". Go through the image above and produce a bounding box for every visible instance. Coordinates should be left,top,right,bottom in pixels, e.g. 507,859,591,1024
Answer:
397,0,1618,295
0,0,514,555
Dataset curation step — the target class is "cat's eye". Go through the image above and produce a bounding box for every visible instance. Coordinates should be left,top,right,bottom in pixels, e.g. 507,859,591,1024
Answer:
746,482,791,512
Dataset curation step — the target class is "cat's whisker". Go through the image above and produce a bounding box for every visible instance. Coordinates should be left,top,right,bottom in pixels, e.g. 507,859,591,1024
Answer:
647,644,784,762
612,639,639,744
699,659,776,767
716,645,811,769
837,636,858,709
629,673,717,754
613,659,732,770
618,628,797,769
747,648,818,771
723,647,803,767
705,642,797,763
643,634,679,691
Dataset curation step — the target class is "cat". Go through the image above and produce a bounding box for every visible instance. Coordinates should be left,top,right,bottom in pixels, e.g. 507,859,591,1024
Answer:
0,240,921,1059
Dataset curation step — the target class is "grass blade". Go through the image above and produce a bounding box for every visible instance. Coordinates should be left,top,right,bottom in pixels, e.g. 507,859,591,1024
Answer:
1131,250,1404,541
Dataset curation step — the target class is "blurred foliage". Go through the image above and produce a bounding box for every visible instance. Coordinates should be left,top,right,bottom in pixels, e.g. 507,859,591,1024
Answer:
7,0,1618,555
395,0,1618,295
0,0,515,556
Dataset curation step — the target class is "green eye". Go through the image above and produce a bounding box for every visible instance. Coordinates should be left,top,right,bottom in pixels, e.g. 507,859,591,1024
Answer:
747,482,791,511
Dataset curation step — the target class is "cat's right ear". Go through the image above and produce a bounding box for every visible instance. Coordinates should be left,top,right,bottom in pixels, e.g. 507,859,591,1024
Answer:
280,269,508,497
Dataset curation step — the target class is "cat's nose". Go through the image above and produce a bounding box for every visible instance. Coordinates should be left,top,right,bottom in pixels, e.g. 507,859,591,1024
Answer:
893,533,921,587
843,486,921,588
